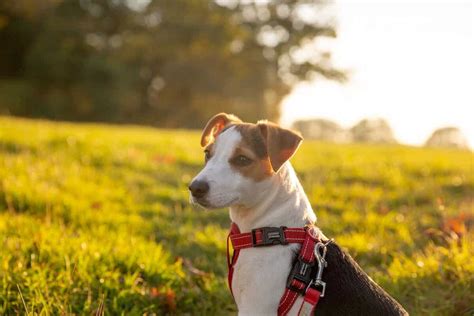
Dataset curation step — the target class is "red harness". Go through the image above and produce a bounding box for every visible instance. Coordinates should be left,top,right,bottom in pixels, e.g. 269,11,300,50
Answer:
227,223,329,316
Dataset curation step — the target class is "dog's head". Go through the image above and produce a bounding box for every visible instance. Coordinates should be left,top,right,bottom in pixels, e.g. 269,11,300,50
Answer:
189,113,303,209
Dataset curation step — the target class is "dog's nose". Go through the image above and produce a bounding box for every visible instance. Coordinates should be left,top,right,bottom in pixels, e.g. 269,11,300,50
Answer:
188,180,210,198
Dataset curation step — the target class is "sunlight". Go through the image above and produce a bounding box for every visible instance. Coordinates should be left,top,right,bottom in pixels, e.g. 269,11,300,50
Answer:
281,0,474,147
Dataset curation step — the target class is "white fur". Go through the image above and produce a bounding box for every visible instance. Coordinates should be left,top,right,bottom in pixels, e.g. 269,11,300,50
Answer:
190,126,319,316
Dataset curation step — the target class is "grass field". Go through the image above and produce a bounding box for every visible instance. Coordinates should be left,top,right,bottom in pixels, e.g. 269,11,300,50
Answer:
0,116,473,315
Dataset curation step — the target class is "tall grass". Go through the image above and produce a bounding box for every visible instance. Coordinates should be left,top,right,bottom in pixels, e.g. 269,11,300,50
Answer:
0,117,472,315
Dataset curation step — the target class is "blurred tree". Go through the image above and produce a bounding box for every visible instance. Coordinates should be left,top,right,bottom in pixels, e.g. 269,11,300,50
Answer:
0,0,345,127
425,127,469,149
350,118,396,144
293,118,350,143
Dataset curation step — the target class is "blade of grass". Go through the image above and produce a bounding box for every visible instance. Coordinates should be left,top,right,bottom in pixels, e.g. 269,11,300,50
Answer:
16,284,29,315
95,294,105,316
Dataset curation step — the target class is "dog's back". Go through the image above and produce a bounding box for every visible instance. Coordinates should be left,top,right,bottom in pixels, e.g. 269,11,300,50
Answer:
314,242,408,315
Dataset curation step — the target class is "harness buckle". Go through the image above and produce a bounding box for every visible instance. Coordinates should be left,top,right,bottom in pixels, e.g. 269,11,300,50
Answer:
251,226,288,247
286,257,315,294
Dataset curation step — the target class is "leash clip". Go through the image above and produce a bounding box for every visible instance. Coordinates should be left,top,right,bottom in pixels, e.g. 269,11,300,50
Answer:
306,239,333,297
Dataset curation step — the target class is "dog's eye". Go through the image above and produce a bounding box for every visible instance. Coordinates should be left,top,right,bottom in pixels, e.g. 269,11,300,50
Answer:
231,155,253,166
204,150,211,162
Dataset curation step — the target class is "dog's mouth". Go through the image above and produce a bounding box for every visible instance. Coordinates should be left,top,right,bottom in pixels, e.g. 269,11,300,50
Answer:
192,198,211,208
192,196,239,209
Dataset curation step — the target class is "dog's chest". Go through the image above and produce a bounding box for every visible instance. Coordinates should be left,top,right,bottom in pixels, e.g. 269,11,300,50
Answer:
232,243,301,315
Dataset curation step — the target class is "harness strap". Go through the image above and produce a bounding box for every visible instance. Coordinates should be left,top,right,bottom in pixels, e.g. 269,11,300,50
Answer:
227,222,241,297
230,226,307,250
298,287,321,316
278,229,317,316
227,223,324,316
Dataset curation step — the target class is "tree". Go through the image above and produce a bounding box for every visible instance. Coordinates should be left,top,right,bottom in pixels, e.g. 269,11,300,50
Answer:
350,119,396,144
425,127,469,149
0,0,345,127
293,118,350,142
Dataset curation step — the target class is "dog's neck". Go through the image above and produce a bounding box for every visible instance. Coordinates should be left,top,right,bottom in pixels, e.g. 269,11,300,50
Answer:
229,162,316,232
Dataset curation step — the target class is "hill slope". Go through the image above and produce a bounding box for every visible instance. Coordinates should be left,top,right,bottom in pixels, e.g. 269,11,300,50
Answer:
0,117,473,315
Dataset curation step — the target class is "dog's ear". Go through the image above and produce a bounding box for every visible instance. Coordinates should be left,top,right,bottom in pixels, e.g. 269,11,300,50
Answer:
257,121,303,172
201,113,242,147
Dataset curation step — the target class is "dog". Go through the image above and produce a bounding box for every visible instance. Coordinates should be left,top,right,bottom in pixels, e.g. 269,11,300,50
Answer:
189,113,408,316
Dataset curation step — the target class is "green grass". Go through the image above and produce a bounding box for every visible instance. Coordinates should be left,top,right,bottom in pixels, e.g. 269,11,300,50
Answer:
0,116,473,315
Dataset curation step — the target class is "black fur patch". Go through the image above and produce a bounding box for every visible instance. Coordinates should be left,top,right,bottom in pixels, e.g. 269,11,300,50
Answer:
311,242,408,315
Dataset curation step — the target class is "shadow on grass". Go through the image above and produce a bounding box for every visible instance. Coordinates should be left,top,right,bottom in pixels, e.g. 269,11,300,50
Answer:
0,140,35,155
442,182,474,198
141,202,230,277
378,273,474,316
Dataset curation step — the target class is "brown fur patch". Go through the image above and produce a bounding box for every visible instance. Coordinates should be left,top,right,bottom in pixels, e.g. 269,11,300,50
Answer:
230,124,273,181
201,118,302,181
200,113,242,147
257,122,303,172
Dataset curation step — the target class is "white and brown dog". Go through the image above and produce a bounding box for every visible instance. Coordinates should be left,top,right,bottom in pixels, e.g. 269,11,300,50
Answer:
189,113,408,316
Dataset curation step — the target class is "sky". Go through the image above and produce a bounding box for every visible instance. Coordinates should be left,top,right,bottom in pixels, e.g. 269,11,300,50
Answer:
281,0,474,147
